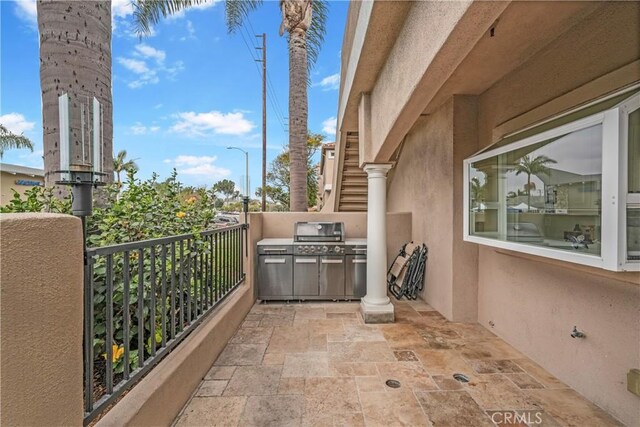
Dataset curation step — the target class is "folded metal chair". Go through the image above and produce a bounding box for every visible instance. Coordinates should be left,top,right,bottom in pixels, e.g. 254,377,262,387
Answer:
387,242,428,300
387,242,416,299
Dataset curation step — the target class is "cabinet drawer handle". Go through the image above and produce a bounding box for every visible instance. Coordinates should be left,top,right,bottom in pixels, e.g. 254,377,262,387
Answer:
353,248,367,252
322,259,343,264
264,258,286,264
263,247,287,252
352,259,367,264
295,258,317,264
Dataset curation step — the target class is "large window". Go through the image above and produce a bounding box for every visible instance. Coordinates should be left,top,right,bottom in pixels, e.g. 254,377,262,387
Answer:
464,90,640,271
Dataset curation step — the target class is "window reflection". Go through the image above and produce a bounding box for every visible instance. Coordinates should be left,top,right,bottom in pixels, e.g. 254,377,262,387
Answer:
470,124,602,256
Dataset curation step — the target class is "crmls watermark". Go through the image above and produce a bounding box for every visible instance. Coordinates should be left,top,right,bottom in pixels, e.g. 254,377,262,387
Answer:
487,410,544,425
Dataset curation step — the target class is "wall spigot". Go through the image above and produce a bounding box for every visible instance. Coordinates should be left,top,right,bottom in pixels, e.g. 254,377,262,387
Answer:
571,326,586,339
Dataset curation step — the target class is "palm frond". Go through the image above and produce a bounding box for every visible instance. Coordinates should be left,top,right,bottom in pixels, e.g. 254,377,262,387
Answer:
306,0,328,68
0,124,34,158
133,0,208,36
225,0,263,33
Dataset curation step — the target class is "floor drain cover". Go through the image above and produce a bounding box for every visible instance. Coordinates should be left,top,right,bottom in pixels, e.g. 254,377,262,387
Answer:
453,373,470,383
385,379,401,389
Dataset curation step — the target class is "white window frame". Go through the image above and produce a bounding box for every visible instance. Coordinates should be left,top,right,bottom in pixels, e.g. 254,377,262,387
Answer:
463,91,640,272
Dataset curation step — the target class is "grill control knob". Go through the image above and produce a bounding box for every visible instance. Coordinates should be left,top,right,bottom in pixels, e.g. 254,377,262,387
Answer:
322,246,328,253
310,246,315,252
334,246,341,253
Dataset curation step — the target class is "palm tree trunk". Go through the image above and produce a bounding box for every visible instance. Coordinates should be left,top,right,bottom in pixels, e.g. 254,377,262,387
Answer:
38,0,113,197
527,174,531,211
288,29,308,212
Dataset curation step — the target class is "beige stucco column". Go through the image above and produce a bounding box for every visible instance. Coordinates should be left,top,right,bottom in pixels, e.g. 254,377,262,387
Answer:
361,163,394,323
0,213,84,426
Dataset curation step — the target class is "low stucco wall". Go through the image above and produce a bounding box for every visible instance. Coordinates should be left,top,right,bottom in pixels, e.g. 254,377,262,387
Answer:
0,213,84,426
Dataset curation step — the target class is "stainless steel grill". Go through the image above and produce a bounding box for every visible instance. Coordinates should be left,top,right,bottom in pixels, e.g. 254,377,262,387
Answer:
257,222,366,300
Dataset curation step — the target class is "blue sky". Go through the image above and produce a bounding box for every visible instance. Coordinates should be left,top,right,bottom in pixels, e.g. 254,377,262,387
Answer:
1,0,347,195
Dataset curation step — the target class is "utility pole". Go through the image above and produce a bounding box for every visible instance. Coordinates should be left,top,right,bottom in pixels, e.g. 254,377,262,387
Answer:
256,33,267,211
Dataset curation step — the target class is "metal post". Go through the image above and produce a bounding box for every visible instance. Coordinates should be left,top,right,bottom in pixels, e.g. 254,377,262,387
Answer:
258,33,267,212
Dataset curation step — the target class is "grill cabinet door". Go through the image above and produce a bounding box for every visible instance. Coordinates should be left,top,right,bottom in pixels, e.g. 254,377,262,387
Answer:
258,255,293,297
346,255,366,298
320,256,345,297
294,256,319,296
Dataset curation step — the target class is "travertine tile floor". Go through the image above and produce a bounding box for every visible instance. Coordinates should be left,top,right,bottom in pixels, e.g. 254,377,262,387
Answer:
174,299,622,427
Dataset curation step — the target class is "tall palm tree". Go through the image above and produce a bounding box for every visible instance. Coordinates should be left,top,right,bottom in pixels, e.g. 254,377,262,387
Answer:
113,150,139,184
133,0,328,211
514,154,557,211
37,0,114,196
0,125,34,158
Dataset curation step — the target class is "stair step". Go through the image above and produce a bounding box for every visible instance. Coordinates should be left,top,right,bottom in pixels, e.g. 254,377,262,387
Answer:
341,196,367,204
341,187,368,195
339,203,367,212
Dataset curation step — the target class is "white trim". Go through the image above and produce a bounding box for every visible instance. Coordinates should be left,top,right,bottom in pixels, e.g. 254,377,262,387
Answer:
601,108,621,270
469,113,604,163
465,235,604,269
619,93,640,270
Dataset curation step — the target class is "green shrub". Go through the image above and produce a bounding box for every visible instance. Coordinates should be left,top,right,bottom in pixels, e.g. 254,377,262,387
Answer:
1,170,230,377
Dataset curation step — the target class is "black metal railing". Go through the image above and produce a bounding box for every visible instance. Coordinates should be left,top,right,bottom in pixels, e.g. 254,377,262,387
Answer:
83,224,246,424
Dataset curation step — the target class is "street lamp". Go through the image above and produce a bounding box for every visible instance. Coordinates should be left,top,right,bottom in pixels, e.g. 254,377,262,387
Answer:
227,147,250,230
226,146,249,198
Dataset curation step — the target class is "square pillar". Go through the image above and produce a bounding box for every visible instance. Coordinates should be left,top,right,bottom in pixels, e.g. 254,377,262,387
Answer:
361,163,394,323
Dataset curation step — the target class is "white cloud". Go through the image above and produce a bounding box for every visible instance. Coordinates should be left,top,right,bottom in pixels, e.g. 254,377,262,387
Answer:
0,113,35,134
117,44,182,89
13,0,37,24
134,43,166,64
322,116,337,136
317,73,340,91
18,149,44,168
118,57,150,74
166,155,231,182
171,111,255,137
181,20,197,41
154,104,164,109
112,0,134,19
130,122,160,135
166,0,220,20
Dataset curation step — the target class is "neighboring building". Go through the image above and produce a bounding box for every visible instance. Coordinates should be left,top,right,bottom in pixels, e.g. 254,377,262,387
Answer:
0,163,45,205
317,142,336,210
329,1,639,425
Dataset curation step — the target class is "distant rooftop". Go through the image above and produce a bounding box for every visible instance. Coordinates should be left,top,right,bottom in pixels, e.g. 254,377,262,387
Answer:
0,163,45,177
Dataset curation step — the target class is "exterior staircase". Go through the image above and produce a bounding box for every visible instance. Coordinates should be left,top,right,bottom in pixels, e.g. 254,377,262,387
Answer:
338,132,368,212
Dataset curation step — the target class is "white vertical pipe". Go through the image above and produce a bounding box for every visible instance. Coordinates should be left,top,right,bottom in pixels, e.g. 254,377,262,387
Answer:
363,164,393,305
58,94,70,180
93,97,102,175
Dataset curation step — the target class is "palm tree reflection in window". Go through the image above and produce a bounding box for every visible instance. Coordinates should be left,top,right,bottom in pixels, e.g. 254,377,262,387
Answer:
513,154,557,211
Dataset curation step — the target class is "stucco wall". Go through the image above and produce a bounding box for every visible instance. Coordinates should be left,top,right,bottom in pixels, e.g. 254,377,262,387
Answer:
387,96,479,322
0,213,83,426
381,2,640,424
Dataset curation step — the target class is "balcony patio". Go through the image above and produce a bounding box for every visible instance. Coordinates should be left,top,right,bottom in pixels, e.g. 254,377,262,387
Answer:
0,212,631,426
174,299,621,427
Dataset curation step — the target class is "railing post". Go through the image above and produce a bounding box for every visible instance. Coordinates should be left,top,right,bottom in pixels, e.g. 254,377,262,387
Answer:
0,214,84,425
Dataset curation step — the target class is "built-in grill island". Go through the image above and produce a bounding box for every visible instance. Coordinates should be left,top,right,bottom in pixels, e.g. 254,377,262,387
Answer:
257,222,367,300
